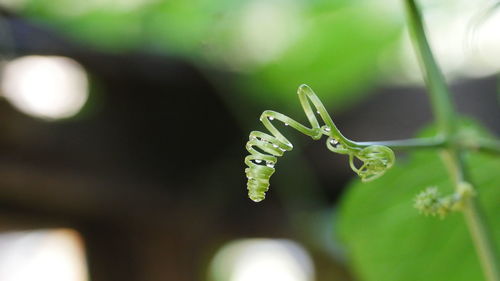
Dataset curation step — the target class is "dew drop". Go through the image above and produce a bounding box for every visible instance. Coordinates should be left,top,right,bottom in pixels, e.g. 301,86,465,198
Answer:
330,139,338,145
255,159,262,163
285,123,288,126
324,126,331,132
266,162,275,168
273,144,279,148
269,116,274,121
316,110,320,114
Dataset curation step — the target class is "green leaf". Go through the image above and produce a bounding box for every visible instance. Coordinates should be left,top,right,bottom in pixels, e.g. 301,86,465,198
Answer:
337,148,500,281
18,0,401,110
240,1,401,109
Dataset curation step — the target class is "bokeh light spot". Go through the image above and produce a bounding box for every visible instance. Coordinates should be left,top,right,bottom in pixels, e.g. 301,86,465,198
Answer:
1,55,89,120
209,239,315,281
0,229,88,281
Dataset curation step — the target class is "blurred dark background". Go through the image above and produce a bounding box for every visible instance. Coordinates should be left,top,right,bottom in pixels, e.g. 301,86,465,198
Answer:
0,1,498,281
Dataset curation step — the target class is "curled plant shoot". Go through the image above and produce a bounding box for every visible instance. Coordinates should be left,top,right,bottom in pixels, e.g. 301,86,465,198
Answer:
244,84,395,202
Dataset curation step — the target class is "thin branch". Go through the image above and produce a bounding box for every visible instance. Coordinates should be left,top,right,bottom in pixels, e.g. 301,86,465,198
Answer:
477,138,500,155
405,0,456,136
355,136,446,150
440,150,500,281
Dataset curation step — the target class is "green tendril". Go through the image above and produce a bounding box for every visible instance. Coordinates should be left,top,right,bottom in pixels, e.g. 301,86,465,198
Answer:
348,145,395,182
414,182,475,218
244,84,395,202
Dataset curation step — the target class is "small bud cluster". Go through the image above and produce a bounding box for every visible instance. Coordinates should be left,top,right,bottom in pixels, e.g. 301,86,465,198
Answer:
414,182,475,218
414,187,453,218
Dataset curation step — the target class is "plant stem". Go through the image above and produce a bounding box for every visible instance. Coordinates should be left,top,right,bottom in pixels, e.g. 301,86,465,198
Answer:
355,136,500,153
405,0,499,280
441,151,500,281
355,136,446,150
463,198,500,281
404,0,456,137
477,138,500,155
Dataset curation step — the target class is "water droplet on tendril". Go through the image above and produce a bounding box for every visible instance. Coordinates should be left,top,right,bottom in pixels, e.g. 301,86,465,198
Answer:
285,123,288,126
330,139,338,144
266,162,275,168
269,116,274,121
255,159,262,163
324,127,331,132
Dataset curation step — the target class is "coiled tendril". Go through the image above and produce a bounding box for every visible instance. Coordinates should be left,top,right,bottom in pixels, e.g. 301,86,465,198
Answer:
245,84,395,202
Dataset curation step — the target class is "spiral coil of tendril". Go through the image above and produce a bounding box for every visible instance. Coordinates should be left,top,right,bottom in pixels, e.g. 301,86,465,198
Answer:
244,84,395,202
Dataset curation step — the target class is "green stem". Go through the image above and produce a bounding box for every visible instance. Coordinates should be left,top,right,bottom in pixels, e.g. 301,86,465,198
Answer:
404,0,456,136
440,151,500,281
355,136,446,150
463,200,500,281
405,1,499,280
356,136,500,153
477,138,500,155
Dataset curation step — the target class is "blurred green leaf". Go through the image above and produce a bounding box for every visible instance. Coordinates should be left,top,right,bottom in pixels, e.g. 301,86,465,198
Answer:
337,132,500,281
20,0,247,53
60,11,144,50
241,2,401,109
17,0,402,110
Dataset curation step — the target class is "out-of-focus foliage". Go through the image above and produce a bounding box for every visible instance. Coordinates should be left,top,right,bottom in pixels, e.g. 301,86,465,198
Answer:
239,1,401,109
337,125,500,281
11,0,402,108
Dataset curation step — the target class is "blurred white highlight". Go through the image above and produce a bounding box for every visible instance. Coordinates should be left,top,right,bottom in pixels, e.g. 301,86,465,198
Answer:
238,0,301,66
210,239,314,281
0,229,88,281
1,56,88,120
382,0,500,84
